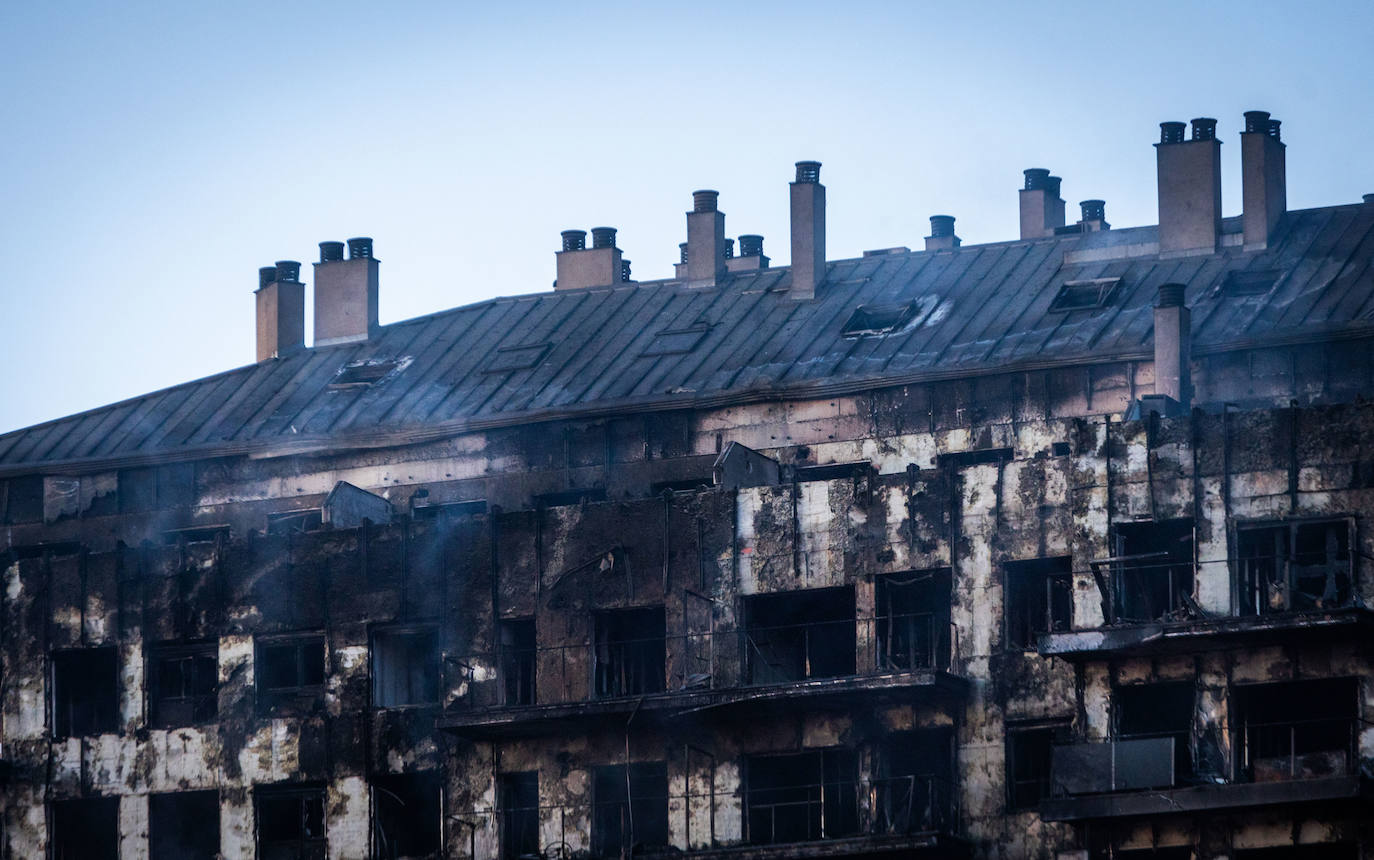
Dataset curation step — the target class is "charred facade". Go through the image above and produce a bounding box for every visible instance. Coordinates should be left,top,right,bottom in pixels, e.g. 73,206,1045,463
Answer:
2,113,1373,859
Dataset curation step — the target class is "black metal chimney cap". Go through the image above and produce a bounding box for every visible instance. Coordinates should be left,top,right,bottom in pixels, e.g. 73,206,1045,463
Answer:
1157,283,1186,308
739,234,764,257
258,266,278,289
1080,199,1106,221
1046,176,1063,197
590,227,617,249
561,230,587,252
679,242,689,264
346,237,373,259
1023,168,1051,190
274,261,301,283
795,161,822,184
1267,119,1281,142
1243,110,1271,134
1190,118,1218,141
319,241,345,263
1160,121,1187,144
929,215,956,238
692,190,719,213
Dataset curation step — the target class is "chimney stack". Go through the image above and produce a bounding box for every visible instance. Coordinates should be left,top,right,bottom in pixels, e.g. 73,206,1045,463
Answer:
1157,118,1223,256
255,261,305,362
1153,283,1191,407
728,234,770,272
685,190,727,288
1019,168,1066,239
924,215,960,251
1077,199,1109,232
789,161,826,300
1241,110,1287,250
314,238,379,347
555,227,624,290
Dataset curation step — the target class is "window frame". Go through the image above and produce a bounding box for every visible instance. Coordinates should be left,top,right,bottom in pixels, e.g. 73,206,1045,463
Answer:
255,632,327,716
1004,720,1069,812
1231,515,1356,616
1003,557,1073,651
50,646,120,739
254,783,327,858
147,641,219,728
370,624,441,709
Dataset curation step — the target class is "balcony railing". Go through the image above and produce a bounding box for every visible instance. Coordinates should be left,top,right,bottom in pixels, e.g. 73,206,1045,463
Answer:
448,613,955,716
1051,737,1177,796
1240,717,1358,782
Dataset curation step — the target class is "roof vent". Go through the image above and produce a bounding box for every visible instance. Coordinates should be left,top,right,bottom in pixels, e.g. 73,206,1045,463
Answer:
347,237,373,259
319,241,345,263
591,227,617,249
561,230,587,252
739,234,764,257
929,215,956,238
1024,168,1051,190
1191,118,1217,141
258,266,278,289
274,261,301,283
1160,121,1186,144
693,190,719,213
795,161,822,184
1157,283,1186,307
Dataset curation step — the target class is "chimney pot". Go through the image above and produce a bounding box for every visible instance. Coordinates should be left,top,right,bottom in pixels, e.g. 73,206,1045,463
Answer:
319,241,345,263
739,234,764,257
723,238,734,260
692,190,719,213
1190,117,1218,141
259,266,278,289
929,215,956,238
1160,121,1186,144
1023,168,1051,190
621,259,632,282
1267,119,1281,141
795,161,822,184
275,261,301,283
1157,283,1186,308
346,237,373,259
561,230,587,252
590,227,617,249
314,239,379,346
1080,200,1106,222
1244,110,1271,134
1046,176,1063,198
679,242,689,264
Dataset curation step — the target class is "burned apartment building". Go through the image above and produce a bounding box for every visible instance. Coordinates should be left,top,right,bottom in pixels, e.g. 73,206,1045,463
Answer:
1,110,1372,860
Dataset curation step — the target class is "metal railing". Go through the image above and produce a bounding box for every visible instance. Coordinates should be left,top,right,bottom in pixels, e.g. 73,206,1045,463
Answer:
1240,717,1357,782
1050,736,1176,796
1105,556,1195,623
449,613,954,713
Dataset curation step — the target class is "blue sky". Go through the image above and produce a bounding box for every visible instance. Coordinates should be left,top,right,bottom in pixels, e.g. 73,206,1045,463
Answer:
2,0,1372,434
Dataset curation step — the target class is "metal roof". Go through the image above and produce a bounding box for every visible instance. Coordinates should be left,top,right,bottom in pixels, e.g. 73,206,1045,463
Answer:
3,204,1373,472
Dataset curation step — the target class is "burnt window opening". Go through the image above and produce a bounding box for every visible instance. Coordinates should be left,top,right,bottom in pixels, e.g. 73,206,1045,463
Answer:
1005,557,1072,650
256,784,326,859
150,790,219,860
1221,268,1281,297
875,728,956,834
266,509,324,535
149,643,218,728
938,447,1014,469
1236,518,1354,615
876,570,951,671
1109,519,1194,623
793,462,875,483
1108,849,1194,860
2,475,43,524
160,524,230,546
498,618,536,706
1114,681,1194,784
1048,277,1121,312
746,749,859,845
410,499,488,521
592,762,670,858
372,627,440,708
499,772,540,860
535,487,607,508
1005,723,1068,811
51,647,118,738
256,634,326,714
593,607,665,699
51,796,120,860
841,302,917,337
372,772,442,859
649,477,713,495
330,358,404,389
1051,441,1072,457
1234,678,1357,783
744,586,856,684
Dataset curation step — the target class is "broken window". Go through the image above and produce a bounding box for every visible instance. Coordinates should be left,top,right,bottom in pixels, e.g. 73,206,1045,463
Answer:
372,626,440,708
330,357,406,388
51,796,119,860
874,729,955,834
1005,723,1067,811
593,607,665,698
1114,681,1193,783
150,790,219,860
372,772,441,859
746,749,859,844
1,475,43,524
1005,558,1072,650
149,643,218,728
1108,519,1194,622
256,634,326,714
876,570,951,671
1236,518,1353,615
499,772,540,860
841,302,917,337
1048,277,1120,312
256,784,326,860
1235,678,1356,783
592,762,670,858
498,619,536,706
266,509,323,535
744,586,855,684
1221,268,1281,297
51,647,118,737
535,487,607,507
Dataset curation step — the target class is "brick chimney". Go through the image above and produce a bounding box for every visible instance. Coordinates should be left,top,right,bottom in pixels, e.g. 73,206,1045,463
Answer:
255,261,305,362
314,238,379,347
789,161,826,300
1153,283,1191,407
1241,110,1287,250
924,215,960,251
686,190,726,288
1019,169,1066,239
555,227,624,290
1156,118,1222,256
